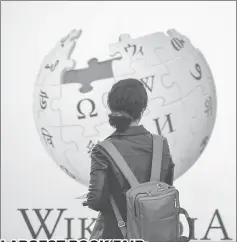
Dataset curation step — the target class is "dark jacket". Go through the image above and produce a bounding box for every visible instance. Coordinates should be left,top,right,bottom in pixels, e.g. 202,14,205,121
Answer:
86,125,175,239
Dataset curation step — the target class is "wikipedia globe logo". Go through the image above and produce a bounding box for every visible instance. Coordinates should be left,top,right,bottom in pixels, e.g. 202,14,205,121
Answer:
33,29,217,186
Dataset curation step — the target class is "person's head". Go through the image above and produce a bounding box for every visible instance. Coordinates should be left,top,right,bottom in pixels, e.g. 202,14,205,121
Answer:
107,78,148,132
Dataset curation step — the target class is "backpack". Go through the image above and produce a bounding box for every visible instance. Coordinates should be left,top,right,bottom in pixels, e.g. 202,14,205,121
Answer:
99,134,192,242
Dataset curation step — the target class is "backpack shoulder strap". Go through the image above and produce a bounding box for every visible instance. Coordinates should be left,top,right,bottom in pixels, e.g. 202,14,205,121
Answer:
150,134,164,181
98,140,139,188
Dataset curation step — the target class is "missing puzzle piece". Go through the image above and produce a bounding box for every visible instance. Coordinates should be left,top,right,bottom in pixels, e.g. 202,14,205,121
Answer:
63,57,116,93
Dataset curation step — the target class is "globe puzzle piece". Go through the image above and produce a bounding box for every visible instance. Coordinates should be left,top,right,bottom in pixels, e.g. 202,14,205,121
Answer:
63,127,99,187
109,32,168,77
33,85,62,126
52,76,115,137
114,59,182,104
141,97,195,180
35,29,81,87
160,50,211,98
154,29,198,89
182,85,216,137
155,29,197,64
183,86,206,131
182,50,214,92
34,118,79,181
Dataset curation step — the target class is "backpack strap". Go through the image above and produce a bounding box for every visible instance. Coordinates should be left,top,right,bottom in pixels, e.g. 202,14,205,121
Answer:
98,140,139,187
109,195,127,238
99,139,140,238
150,134,164,181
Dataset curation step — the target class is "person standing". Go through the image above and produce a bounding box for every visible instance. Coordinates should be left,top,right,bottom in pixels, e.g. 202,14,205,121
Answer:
84,78,175,239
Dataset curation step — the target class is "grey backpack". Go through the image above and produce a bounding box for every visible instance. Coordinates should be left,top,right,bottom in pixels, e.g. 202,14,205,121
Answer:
99,134,192,242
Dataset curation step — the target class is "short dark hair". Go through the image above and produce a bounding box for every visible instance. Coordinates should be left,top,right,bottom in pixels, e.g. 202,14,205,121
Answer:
107,78,148,132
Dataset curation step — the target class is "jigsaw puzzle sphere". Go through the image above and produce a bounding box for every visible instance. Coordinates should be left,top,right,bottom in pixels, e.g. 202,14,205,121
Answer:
33,29,217,186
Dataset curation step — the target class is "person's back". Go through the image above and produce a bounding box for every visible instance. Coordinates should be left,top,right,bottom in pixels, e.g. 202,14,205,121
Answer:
85,79,174,239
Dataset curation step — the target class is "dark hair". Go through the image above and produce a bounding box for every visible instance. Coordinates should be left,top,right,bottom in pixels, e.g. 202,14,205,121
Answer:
107,78,148,132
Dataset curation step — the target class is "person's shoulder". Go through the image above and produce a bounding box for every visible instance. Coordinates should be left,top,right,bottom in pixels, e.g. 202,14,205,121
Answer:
90,143,110,169
90,132,114,156
90,139,112,161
